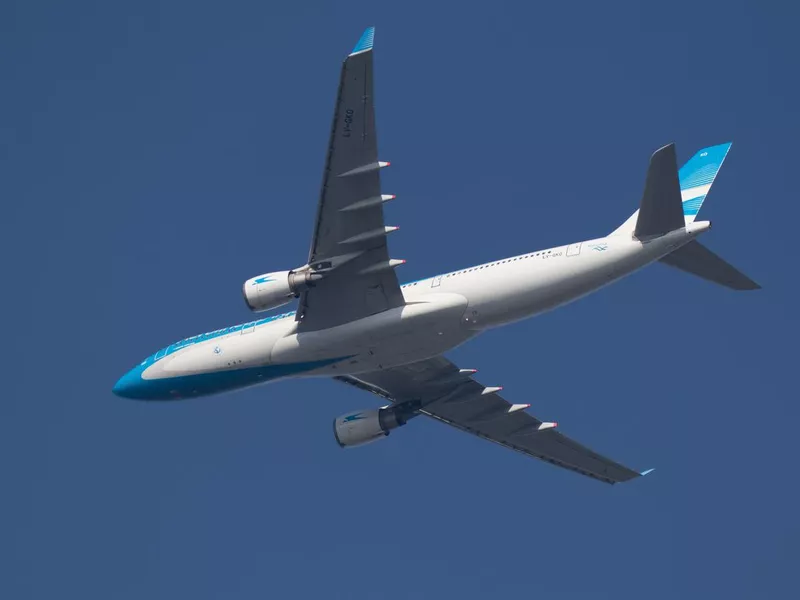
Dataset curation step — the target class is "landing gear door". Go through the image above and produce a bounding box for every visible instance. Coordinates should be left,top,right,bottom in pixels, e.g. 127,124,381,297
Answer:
566,243,582,257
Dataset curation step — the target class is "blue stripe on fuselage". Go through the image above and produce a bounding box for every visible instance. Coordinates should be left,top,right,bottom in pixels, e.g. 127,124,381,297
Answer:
113,355,351,400
151,311,296,361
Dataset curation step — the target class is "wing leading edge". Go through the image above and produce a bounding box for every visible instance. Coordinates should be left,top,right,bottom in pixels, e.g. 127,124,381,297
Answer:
336,356,649,484
297,27,404,331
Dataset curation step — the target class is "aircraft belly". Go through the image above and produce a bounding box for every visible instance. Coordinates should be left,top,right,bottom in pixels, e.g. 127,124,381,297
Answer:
270,292,472,374
353,321,476,373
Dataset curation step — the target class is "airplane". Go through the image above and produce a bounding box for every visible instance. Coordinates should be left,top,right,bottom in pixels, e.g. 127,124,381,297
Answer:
113,27,759,484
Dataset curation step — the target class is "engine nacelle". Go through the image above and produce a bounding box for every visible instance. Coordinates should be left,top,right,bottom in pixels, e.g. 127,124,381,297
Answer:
333,406,412,448
242,270,322,312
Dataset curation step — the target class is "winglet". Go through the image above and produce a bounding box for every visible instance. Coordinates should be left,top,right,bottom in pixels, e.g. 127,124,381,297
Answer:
350,26,375,56
640,468,656,477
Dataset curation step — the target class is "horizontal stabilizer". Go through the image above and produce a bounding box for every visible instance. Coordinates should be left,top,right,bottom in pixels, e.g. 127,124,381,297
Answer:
660,241,760,290
635,143,685,238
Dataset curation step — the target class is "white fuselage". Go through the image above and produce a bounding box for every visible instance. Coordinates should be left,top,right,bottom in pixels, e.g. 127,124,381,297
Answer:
117,222,709,400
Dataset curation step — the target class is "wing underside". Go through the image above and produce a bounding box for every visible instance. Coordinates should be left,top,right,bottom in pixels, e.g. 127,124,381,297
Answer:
336,356,646,485
297,27,404,331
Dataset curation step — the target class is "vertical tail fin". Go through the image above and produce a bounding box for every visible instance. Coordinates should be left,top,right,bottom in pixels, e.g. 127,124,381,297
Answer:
679,142,732,225
611,142,732,236
633,143,684,238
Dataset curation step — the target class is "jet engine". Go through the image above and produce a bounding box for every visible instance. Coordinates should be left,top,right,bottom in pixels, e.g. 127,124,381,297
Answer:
242,270,322,312
333,404,419,448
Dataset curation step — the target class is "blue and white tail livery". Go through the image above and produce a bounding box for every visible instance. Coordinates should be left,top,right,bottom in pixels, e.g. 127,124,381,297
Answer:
679,142,732,224
611,142,732,237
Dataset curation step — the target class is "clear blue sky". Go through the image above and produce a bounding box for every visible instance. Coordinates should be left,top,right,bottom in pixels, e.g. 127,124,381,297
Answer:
2,1,798,598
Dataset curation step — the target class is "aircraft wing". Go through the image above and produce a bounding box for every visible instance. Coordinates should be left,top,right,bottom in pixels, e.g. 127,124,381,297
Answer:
336,356,648,484
297,27,404,330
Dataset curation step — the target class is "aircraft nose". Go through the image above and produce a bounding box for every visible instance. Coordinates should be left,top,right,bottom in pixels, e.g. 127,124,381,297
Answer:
112,367,146,399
